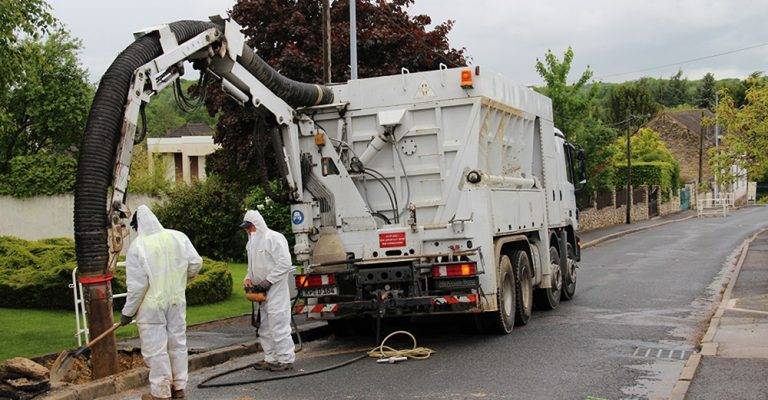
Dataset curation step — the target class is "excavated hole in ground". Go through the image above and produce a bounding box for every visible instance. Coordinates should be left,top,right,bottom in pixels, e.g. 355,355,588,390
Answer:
36,349,145,384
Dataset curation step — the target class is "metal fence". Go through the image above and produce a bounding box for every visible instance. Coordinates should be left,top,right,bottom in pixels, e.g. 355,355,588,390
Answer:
633,187,646,204
615,188,628,208
576,191,594,210
596,190,613,209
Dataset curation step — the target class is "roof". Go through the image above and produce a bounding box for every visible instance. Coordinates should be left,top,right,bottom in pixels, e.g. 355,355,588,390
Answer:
663,109,714,136
165,123,213,138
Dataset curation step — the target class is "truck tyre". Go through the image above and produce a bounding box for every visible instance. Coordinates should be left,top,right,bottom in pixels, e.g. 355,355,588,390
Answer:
534,246,562,310
561,242,577,301
485,254,516,334
513,250,533,326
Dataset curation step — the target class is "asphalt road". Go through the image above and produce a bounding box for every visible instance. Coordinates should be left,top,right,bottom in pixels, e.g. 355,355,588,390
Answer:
117,206,768,400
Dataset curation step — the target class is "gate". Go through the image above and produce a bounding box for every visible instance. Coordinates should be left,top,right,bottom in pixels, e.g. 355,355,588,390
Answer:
680,188,691,210
649,186,659,217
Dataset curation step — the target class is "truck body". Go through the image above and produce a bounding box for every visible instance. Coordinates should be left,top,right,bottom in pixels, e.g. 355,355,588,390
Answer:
290,67,583,330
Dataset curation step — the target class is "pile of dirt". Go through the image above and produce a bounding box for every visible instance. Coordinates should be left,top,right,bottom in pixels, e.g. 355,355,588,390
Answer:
1,357,51,399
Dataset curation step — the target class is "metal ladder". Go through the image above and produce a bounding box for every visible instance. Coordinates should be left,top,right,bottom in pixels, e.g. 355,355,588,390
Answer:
70,261,127,346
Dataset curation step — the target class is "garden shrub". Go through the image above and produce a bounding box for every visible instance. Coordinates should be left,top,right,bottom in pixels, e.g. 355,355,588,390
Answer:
0,154,76,197
154,177,247,261
0,236,232,310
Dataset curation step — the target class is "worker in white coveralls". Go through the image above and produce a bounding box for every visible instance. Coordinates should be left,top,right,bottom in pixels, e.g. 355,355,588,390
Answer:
121,205,202,400
240,209,296,371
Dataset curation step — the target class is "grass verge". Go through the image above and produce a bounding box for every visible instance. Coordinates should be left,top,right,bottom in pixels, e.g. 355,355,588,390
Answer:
0,263,248,361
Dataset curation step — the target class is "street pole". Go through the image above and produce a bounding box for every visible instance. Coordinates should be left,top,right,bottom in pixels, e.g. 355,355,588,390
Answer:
349,0,358,80
698,110,704,188
322,0,332,84
626,115,632,225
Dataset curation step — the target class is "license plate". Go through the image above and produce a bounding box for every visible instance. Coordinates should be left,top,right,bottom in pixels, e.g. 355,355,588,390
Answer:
300,285,338,297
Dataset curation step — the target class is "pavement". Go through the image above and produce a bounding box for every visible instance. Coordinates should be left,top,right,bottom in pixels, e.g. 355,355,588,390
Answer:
119,313,320,354
685,229,768,400
100,206,768,400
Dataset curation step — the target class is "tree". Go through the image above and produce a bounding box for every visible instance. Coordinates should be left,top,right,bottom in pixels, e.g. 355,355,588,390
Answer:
145,80,216,137
0,0,56,91
605,81,660,131
660,69,690,107
709,82,768,186
203,0,466,195
0,30,93,168
534,47,618,192
697,72,717,110
534,47,594,136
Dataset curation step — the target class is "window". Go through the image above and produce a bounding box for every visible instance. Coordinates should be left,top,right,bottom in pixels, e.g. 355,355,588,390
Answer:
563,144,575,184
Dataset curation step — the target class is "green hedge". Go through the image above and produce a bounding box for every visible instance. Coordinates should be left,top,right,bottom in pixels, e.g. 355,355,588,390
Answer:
0,236,232,310
0,154,76,197
614,161,679,192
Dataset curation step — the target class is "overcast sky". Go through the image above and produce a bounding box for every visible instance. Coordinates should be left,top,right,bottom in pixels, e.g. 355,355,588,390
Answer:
50,0,768,85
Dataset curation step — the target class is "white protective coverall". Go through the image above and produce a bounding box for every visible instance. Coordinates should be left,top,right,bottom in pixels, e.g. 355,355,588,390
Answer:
122,205,202,398
243,209,296,364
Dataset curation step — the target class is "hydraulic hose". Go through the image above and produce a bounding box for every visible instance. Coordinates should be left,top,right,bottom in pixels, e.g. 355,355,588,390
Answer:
74,20,335,275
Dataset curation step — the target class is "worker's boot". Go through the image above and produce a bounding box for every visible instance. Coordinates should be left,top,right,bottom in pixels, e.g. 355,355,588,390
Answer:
141,394,170,400
171,389,185,399
267,362,294,372
252,360,272,370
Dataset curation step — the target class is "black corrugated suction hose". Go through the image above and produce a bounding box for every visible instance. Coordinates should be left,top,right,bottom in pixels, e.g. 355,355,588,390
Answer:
74,20,334,274
238,46,334,106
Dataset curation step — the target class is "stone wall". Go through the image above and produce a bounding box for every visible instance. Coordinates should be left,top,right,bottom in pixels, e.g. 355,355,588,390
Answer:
659,189,681,216
578,186,653,231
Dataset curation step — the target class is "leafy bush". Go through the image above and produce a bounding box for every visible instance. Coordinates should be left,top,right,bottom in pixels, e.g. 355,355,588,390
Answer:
154,177,247,261
614,161,678,192
0,154,76,197
185,259,232,305
0,236,78,309
0,236,232,309
243,181,293,247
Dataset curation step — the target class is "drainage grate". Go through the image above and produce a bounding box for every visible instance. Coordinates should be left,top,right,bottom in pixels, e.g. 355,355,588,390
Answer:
632,346,691,360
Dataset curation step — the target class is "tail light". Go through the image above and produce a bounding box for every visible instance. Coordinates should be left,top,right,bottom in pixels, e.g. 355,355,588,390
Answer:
432,262,477,278
295,274,335,288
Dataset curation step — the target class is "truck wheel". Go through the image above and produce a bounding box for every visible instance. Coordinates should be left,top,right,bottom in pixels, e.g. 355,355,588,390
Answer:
484,254,516,334
513,250,533,326
561,242,577,301
534,246,562,310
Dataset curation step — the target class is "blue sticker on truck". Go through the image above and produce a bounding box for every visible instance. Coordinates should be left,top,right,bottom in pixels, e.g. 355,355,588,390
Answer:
292,210,305,225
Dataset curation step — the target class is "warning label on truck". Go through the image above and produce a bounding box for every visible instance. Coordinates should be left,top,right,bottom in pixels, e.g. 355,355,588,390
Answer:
379,232,406,248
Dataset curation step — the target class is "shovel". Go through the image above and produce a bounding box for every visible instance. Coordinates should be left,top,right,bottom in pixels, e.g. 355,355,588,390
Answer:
50,322,126,383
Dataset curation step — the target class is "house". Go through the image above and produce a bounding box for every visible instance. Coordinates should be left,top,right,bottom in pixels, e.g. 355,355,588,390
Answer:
146,123,220,184
644,109,716,184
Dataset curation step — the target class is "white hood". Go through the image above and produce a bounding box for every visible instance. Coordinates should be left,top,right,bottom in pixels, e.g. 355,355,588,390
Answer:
135,204,164,236
243,209,268,233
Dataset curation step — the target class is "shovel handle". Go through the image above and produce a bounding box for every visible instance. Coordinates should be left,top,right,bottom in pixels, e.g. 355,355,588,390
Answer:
86,322,122,348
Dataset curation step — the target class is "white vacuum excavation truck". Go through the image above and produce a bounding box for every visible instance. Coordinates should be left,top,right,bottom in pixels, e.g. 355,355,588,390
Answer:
75,15,586,348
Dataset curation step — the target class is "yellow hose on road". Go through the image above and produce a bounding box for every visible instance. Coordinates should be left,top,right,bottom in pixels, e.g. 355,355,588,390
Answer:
367,330,435,360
